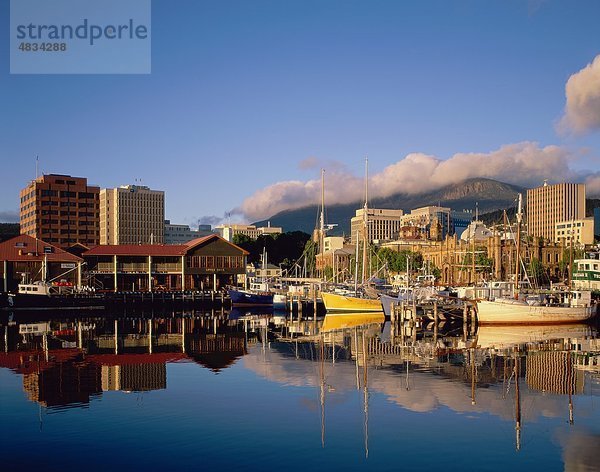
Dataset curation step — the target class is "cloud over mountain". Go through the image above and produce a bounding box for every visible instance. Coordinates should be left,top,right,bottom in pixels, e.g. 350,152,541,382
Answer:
558,54,600,135
236,142,580,221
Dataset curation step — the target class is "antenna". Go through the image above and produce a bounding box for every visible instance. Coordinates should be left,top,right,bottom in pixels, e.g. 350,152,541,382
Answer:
35,155,39,179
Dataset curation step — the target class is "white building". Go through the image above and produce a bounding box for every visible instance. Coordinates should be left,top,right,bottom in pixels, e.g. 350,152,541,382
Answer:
351,208,404,245
164,221,213,244
215,223,283,242
555,218,595,247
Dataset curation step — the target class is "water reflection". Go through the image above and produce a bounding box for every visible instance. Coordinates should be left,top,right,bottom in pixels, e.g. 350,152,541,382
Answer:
2,309,600,469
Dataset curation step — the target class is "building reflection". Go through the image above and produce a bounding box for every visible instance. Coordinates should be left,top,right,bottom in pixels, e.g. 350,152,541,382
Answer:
0,311,250,409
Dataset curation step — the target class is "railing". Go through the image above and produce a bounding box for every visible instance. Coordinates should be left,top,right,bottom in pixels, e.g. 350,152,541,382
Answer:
90,262,182,273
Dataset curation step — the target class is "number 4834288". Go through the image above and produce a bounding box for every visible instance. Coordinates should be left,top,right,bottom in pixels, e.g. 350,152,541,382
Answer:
18,43,67,52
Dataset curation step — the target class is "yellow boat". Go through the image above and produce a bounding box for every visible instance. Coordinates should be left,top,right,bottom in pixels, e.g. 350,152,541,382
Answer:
321,311,385,332
321,291,383,313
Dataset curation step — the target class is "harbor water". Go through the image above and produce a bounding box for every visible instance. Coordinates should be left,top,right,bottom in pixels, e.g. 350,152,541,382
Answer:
1,309,600,471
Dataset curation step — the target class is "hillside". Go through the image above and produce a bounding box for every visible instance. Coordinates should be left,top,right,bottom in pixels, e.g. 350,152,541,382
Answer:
254,178,524,235
0,223,19,243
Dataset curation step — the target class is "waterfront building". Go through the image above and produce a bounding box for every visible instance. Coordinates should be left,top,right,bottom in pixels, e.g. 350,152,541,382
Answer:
100,185,165,245
164,220,213,244
19,174,100,248
555,218,595,247
0,235,84,292
527,182,586,242
380,233,564,286
83,234,248,292
215,223,282,242
351,208,404,245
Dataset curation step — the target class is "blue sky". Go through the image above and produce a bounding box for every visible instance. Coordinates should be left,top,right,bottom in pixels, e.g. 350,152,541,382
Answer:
1,0,600,226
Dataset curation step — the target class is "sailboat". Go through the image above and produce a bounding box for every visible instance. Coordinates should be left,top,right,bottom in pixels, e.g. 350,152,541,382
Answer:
475,194,597,325
321,159,383,313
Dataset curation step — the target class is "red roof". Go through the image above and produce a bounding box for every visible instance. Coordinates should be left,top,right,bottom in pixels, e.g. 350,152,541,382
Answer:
83,234,249,256
0,235,82,262
83,244,187,256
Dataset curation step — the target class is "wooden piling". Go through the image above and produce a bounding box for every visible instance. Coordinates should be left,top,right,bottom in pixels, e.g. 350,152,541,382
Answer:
433,301,438,342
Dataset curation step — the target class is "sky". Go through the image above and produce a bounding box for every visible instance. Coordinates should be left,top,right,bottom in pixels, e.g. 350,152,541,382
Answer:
1,0,600,227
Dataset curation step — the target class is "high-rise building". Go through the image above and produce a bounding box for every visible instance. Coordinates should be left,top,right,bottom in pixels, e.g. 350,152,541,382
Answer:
527,182,586,242
351,208,404,244
19,174,100,248
100,185,165,245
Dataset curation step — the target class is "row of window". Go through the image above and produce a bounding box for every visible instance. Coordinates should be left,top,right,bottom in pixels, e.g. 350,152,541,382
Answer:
187,256,245,269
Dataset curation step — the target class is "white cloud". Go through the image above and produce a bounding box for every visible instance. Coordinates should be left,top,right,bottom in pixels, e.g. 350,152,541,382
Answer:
584,174,600,197
238,142,580,221
558,54,600,135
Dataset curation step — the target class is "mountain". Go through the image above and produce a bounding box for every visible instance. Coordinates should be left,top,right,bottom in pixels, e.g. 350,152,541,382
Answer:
254,178,524,235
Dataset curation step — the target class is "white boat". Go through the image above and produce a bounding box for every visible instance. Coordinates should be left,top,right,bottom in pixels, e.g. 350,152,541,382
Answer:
476,290,597,325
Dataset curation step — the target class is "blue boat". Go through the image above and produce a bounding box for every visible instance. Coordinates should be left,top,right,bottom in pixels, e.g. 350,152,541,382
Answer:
228,289,273,306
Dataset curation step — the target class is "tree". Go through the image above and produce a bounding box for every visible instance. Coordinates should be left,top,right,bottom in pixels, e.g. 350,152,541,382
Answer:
232,231,311,269
376,248,422,274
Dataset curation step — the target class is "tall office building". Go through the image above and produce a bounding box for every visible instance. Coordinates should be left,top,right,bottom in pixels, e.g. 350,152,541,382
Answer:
100,185,165,245
19,174,100,248
351,208,404,244
527,182,586,242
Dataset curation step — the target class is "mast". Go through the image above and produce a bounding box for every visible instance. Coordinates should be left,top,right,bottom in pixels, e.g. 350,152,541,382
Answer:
361,158,369,285
514,194,523,297
568,219,574,292
320,168,325,259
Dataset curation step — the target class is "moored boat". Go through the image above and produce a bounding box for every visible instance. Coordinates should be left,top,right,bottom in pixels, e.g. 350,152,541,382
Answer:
1,282,104,310
321,291,382,313
228,288,273,307
476,290,597,325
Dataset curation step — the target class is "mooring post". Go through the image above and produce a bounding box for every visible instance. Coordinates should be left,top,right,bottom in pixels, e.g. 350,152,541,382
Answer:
433,300,438,343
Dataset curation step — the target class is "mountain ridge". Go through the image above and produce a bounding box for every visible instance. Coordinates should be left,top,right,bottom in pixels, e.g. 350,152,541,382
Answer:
253,178,525,235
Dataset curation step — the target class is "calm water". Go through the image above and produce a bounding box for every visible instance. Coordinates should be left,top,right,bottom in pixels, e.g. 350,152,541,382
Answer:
1,310,600,471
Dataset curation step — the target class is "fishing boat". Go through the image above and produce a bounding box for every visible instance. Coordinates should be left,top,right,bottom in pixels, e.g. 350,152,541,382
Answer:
1,281,104,310
228,288,274,307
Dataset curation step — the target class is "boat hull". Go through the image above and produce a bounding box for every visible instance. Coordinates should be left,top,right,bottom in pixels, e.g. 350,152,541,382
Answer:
321,292,382,313
228,289,273,306
476,299,596,325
